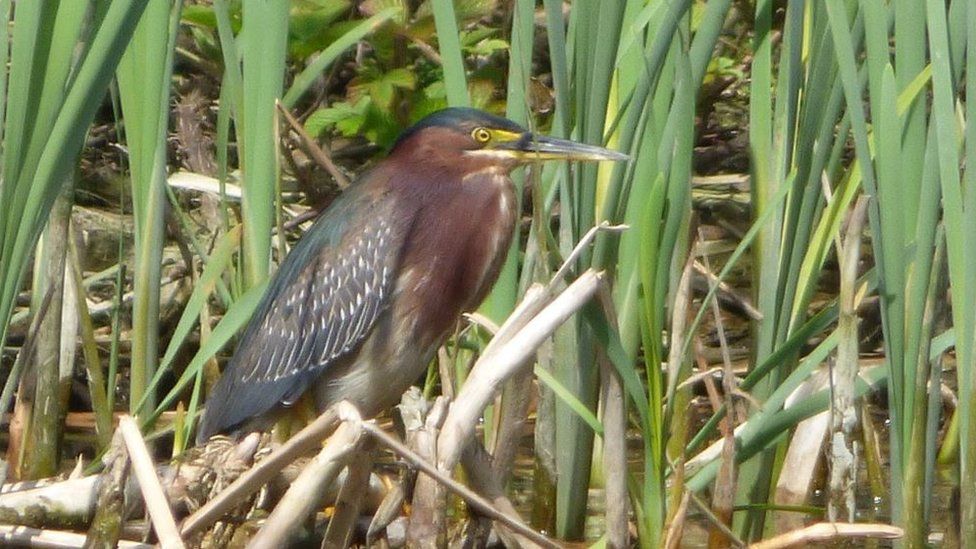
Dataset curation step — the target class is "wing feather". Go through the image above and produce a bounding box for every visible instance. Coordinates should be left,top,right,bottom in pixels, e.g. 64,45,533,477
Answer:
198,190,404,441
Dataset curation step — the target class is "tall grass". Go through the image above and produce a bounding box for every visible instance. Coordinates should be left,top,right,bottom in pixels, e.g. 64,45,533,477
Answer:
238,1,289,290
0,1,150,479
117,0,182,417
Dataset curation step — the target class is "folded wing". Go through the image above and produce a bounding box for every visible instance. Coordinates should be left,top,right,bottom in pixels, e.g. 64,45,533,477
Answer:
197,190,404,442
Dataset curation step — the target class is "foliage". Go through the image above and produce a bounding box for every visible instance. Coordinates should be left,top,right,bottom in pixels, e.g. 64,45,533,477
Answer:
0,0,971,547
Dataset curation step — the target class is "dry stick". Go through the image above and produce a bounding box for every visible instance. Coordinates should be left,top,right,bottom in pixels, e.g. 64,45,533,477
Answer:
0,525,154,549
476,223,622,362
701,228,738,546
663,491,691,549
549,222,627,288
322,439,374,548
598,352,629,549
692,260,762,321
0,289,54,430
461,442,546,549
437,269,605,473
359,422,561,549
118,416,185,549
405,397,449,546
827,196,868,522
585,277,631,549
181,407,340,537
487,368,533,485
366,480,406,545
249,416,363,549
687,492,745,548
665,246,697,403
275,100,350,189
85,430,130,548
408,35,442,64
749,522,903,549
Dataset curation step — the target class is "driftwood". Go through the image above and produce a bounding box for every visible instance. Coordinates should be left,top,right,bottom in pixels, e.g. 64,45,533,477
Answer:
0,476,101,530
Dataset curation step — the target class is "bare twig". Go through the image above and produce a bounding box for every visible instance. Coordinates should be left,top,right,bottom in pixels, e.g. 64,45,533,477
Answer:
688,492,745,548
0,288,54,432
549,222,627,288
749,522,902,549
322,439,374,548
406,397,449,546
86,430,129,548
487,368,533,486
666,246,697,403
701,227,738,546
359,422,560,549
408,36,442,64
249,410,363,549
692,260,762,321
366,480,406,545
663,491,691,549
462,311,501,335
828,196,869,522
181,407,340,537
437,269,604,473
0,525,153,548
461,441,548,549
276,100,350,189
119,416,185,549
474,223,621,362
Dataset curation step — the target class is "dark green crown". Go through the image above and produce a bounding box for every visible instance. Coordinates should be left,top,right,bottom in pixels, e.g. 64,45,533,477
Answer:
393,107,526,150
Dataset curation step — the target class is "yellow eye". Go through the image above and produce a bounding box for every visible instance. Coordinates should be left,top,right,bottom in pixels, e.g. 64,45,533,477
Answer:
472,127,491,143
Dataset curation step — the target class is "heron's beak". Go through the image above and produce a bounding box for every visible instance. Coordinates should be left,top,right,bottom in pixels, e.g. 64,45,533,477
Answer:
500,133,629,163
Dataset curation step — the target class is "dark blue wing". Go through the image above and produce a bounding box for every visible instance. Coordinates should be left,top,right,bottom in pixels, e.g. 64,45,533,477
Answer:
197,187,404,442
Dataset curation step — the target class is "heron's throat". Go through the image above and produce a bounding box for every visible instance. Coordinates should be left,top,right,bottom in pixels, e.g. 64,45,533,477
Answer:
395,174,517,346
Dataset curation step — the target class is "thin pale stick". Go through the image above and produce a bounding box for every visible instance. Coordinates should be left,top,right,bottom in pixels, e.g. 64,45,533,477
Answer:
118,416,185,549
663,491,691,549
548,222,627,288
437,269,604,472
692,260,762,321
359,422,560,549
461,441,547,549
599,353,629,548
750,522,903,549
321,442,373,548
276,100,350,189
0,525,153,548
249,418,362,549
687,491,745,548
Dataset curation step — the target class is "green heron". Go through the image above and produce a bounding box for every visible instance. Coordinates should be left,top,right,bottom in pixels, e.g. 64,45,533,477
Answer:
197,107,626,443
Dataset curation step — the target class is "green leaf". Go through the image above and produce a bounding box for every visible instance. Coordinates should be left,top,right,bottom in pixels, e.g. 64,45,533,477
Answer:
535,365,603,435
288,0,353,58
304,97,370,137
181,5,218,29
467,38,509,57
351,67,416,109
